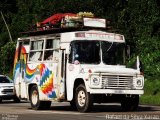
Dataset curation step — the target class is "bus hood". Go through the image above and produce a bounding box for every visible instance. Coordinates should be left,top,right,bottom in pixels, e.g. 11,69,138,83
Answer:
81,65,140,75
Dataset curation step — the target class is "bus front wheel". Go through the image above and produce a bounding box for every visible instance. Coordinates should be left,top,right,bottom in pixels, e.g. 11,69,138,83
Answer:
75,84,93,112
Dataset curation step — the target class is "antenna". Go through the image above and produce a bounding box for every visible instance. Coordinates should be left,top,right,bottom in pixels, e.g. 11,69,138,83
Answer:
1,11,12,42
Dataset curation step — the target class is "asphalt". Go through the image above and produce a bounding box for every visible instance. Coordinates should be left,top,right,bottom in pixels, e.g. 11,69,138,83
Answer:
0,101,160,120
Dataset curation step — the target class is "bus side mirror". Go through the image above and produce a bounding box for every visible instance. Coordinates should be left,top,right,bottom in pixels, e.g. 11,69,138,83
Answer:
136,56,144,74
126,45,131,59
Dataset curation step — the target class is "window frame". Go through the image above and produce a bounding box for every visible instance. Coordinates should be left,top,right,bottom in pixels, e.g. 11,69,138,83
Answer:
27,37,60,63
28,39,44,62
43,38,60,62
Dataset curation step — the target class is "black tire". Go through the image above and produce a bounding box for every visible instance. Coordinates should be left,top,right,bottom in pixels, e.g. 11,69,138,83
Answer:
13,96,21,103
75,84,93,112
0,98,2,103
70,99,77,110
43,101,52,109
30,85,51,110
121,95,139,111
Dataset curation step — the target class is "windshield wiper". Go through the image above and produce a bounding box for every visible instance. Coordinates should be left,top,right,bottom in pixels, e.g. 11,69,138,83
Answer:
106,42,113,52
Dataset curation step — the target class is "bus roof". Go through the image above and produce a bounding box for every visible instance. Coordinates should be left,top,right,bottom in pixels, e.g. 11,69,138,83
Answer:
20,27,109,36
18,30,125,43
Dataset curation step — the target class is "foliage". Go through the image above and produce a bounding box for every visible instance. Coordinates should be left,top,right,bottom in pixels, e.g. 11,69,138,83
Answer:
140,79,160,105
0,0,159,80
140,95,160,105
0,41,16,75
117,0,160,79
144,79,160,95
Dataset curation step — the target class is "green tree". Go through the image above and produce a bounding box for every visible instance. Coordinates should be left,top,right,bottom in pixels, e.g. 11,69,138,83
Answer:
0,0,159,79
0,42,16,75
116,0,160,79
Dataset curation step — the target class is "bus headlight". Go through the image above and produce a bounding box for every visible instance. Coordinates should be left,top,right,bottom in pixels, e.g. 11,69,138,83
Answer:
134,76,144,89
90,76,101,88
92,77,100,85
137,79,142,86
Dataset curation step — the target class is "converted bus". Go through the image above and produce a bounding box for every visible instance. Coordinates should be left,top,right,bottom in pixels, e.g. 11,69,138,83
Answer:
13,18,144,112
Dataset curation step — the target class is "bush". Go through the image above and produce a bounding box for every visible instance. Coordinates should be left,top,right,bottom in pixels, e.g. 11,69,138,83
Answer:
0,41,16,77
144,79,160,96
140,79,160,105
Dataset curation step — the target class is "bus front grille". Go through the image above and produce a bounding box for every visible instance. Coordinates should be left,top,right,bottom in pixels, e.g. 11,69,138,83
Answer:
102,75,133,89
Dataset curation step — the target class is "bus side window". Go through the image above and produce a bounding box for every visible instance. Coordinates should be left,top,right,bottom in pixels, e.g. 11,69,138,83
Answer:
44,39,59,61
29,51,43,61
29,40,43,61
69,42,78,63
44,51,53,60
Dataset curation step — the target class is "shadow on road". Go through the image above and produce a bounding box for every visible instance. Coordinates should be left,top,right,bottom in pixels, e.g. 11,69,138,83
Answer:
0,100,29,104
1,100,159,113
45,104,160,113
92,104,160,113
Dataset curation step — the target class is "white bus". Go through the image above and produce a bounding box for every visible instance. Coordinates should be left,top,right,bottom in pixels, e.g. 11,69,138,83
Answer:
13,18,144,112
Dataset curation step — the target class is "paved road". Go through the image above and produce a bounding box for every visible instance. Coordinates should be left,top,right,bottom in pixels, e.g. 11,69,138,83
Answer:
0,101,160,120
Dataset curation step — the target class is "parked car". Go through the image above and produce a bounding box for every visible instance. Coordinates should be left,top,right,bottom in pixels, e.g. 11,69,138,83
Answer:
0,75,20,103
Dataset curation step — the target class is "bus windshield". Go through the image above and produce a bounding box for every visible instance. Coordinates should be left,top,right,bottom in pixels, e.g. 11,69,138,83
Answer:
101,41,125,65
69,40,125,65
70,41,100,64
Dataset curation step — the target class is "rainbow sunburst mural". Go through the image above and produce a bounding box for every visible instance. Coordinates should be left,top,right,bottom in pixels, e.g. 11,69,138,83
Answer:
39,64,56,98
13,46,56,98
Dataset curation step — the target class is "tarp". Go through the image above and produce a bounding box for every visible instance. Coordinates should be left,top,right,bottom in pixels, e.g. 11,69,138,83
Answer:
41,13,77,25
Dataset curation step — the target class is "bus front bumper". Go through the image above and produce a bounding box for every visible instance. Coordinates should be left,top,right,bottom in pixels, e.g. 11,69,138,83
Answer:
89,89,144,95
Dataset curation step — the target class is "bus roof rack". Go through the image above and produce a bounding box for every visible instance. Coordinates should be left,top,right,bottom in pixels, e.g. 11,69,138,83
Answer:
20,13,113,36
20,26,110,36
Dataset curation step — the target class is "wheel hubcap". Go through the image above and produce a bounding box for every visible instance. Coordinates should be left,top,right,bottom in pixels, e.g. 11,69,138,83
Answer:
32,90,38,105
78,90,86,107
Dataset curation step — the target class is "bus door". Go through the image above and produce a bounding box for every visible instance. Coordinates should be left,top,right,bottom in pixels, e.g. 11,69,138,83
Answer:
44,38,66,100
58,49,66,100
18,40,30,99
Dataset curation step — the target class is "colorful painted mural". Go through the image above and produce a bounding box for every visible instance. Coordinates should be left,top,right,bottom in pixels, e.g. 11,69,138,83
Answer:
13,46,56,98
38,64,56,98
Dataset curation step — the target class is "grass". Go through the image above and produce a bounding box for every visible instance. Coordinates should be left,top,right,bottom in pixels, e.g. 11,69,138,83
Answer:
140,95,160,105
140,79,160,105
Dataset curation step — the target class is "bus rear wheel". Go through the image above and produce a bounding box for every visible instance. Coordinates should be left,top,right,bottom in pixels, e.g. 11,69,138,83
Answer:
75,84,93,112
30,85,51,110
